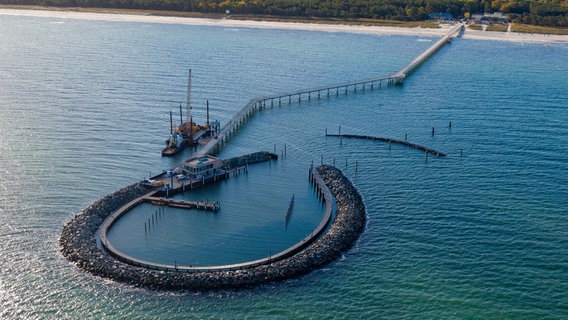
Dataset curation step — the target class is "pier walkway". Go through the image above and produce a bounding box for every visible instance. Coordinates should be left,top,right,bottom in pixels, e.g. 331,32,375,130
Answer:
195,24,462,158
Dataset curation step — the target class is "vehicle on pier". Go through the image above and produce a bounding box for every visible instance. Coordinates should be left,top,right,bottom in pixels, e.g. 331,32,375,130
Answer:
141,179,165,188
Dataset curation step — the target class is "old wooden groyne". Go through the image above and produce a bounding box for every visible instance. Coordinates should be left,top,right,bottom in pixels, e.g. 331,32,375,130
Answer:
326,133,446,157
196,24,462,158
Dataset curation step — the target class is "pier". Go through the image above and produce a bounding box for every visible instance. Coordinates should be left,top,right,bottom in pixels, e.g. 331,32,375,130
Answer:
195,24,462,158
63,23,463,290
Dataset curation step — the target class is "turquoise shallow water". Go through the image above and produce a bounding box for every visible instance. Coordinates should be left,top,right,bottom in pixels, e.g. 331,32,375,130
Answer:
1,12,567,319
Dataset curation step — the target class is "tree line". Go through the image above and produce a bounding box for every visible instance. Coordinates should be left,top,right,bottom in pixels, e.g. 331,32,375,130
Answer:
2,0,568,27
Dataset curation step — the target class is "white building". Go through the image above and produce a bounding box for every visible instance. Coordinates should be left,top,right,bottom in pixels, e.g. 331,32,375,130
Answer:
181,155,223,178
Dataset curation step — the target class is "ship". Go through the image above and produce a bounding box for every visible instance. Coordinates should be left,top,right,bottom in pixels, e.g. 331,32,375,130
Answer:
161,70,215,157
161,110,186,157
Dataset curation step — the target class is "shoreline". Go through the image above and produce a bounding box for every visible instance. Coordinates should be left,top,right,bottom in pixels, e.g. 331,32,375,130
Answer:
2,6,567,43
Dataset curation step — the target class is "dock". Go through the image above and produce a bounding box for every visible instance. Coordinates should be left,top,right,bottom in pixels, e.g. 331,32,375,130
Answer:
144,196,220,211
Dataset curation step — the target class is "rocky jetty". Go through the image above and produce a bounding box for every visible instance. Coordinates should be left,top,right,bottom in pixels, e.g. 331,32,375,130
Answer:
60,164,365,291
222,151,277,170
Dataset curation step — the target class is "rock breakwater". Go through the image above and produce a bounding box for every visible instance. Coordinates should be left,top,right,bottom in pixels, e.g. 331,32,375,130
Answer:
60,164,365,290
222,151,277,170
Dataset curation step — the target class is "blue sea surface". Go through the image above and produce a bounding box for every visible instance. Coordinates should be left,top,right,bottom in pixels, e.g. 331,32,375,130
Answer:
0,12,567,319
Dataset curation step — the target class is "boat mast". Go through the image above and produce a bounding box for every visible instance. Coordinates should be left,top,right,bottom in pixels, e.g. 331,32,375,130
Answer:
186,69,192,123
179,104,183,126
189,113,193,143
206,100,210,127
169,110,173,135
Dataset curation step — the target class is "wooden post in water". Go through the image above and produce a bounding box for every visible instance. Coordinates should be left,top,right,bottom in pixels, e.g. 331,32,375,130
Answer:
355,160,358,172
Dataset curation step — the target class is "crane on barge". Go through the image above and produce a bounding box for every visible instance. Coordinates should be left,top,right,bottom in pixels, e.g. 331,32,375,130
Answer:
161,69,214,157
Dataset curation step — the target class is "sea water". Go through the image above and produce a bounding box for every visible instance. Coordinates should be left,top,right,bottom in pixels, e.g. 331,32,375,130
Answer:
0,12,567,319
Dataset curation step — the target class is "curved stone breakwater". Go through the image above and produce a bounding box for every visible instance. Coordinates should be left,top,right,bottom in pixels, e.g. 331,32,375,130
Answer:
60,164,365,290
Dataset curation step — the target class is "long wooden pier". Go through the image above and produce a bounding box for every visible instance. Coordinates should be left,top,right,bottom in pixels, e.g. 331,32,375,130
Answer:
395,24,462,79
195,24,463,158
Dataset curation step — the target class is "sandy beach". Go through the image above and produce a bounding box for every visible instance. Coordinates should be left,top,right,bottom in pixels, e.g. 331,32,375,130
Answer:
1,7,568,43
462,28,568,43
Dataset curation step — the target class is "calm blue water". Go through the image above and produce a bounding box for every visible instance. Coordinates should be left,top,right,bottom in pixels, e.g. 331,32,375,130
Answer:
1,11,567,319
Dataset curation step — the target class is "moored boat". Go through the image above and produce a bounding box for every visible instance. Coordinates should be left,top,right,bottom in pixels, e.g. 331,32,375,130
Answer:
161,69,214,157
161,110,186,157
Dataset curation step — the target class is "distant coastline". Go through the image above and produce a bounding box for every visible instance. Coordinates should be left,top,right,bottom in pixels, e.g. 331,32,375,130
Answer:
2,6,568,43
